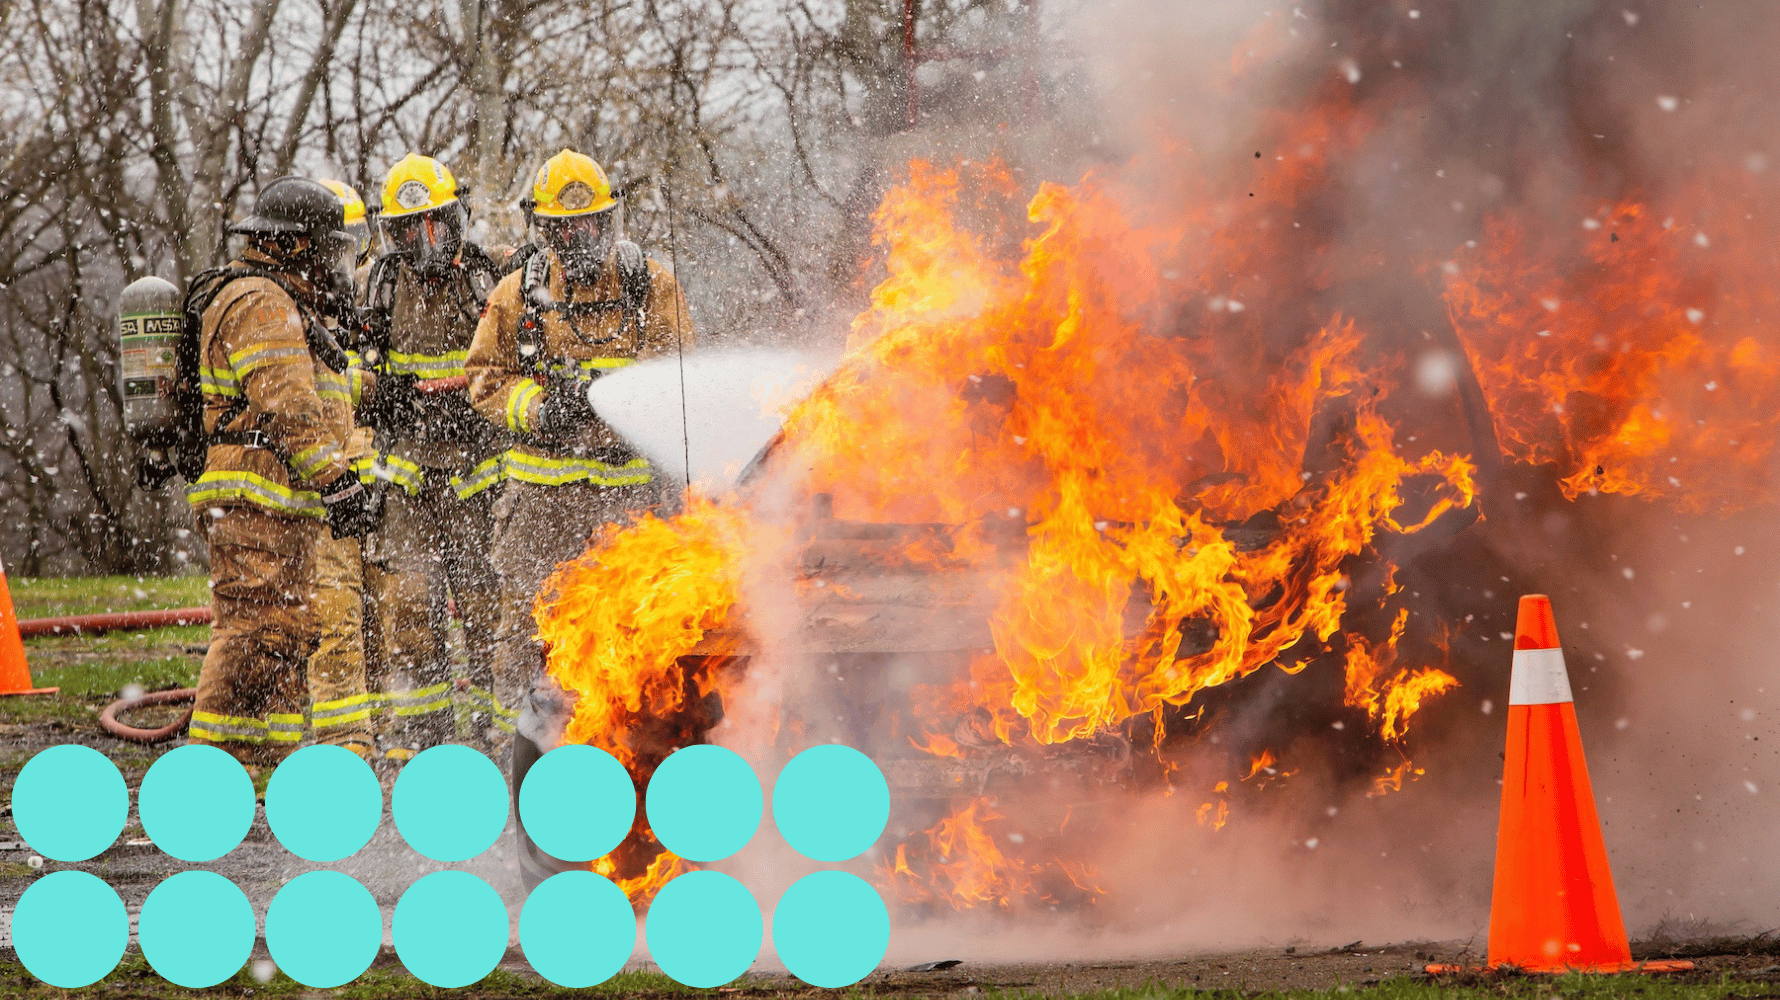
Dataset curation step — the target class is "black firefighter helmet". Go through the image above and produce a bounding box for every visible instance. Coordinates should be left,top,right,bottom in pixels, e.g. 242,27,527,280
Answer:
230,176,349,237
230,176,354,276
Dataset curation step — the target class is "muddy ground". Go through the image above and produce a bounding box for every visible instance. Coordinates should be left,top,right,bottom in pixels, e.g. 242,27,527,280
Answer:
2,938,1779,998
4,682,1777,998
5,587,1779,997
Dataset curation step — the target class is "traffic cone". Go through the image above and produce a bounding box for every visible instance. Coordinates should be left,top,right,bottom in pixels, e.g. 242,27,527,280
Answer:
1483,594,1685,972
0,556,57,696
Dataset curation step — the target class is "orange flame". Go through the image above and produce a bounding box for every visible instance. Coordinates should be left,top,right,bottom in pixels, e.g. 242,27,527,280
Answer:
1243,749,1278,781
1343,608,1461,742
533,498,756,898
538,135,1475,910
879,798,1106,911
594,849,690,905
1197,781,1232,831
1446,197,1780,513
1368,760,1426,797
535,497,755,770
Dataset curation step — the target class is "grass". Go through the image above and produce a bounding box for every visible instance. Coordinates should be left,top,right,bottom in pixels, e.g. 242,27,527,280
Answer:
1018,975,1780,998
8,574,209,619
1,575,209,728
14,651,203,699
0,959,756,999
0,959,1775,1000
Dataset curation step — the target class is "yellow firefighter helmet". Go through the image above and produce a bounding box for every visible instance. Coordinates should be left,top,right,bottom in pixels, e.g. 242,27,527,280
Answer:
319,178,373,265
319,178,366,223
530,149,617,218
380,153,459,218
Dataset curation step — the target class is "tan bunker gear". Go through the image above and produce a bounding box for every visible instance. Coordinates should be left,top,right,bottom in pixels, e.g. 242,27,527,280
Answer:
360,159,510,756
465,236,695,765
187,255,356,768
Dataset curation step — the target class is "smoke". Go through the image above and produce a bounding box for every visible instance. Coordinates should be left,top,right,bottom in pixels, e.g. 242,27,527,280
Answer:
1295,0,1780,944
573,0,1780,967
1115,0,1780,949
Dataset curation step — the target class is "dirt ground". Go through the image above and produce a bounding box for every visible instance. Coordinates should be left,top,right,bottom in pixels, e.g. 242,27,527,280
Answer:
3,938,1779,998
5,588,1779,997
14,692,1774,997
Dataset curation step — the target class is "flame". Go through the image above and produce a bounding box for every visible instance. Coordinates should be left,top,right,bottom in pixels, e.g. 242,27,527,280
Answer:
1368,760,1426,797
538,131,1478,909
1242,749,1278,781
879,798,1106,911
533,497,756,896
1445,196,1780,513
593,849,690,905
1343,608,1461,741
1197,781,1231,831
535,497,754,770
777,156,1476,747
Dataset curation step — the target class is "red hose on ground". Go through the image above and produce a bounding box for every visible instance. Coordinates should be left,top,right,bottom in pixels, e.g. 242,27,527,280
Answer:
17,607,211,639
100,687,196,743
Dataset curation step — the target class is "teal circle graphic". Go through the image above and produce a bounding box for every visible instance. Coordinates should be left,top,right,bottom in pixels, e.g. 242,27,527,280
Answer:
139,744,254,861
773,871,890,987
645,745,761,862
11,744,127,861
393,744,509,861
393,871,509,988
645,870,762,987
520,870,636,987
265,744,381,862
11,870,127,988
519,744,635,862
265,870,382,988
772,744,890,862
139,871,255,987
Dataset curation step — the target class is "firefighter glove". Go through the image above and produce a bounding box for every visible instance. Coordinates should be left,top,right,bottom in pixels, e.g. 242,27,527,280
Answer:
535,382,598,440
321,478,376,540
373,371,420,435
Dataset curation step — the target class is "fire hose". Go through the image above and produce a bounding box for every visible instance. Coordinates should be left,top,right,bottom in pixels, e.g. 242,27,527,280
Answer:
100,687,197,744
17,607,212,639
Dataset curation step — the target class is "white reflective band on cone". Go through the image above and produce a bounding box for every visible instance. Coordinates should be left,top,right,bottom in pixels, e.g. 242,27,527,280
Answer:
1508,647,1574,705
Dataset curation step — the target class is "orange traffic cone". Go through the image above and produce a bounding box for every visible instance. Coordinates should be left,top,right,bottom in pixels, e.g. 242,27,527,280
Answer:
1482,594,1686,973
0,556,57,696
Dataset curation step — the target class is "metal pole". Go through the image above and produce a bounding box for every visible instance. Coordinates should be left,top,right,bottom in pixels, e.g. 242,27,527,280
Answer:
903,0,919,129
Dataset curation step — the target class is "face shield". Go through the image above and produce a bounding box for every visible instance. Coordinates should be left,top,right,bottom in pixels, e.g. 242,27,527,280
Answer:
343,219,372,267
537,208,616,284
309,229,360,315
380,202,465,278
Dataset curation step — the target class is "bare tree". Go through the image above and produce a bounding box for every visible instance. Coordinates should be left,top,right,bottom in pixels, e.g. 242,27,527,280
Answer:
0,0,1080,573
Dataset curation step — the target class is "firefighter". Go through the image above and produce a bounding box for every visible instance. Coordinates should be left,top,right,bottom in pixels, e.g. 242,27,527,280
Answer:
464,148,695,886
301,179,380,759
359,153,510,760
185,176,375,780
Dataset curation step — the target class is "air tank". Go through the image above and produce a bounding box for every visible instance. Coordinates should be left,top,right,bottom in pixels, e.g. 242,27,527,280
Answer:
117,276,183,443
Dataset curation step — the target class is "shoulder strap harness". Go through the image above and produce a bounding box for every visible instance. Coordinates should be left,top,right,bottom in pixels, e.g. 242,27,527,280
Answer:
515,241,652,381
175,265,345,476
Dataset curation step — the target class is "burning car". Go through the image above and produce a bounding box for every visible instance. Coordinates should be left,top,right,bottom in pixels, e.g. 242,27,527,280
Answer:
505,157,1493,909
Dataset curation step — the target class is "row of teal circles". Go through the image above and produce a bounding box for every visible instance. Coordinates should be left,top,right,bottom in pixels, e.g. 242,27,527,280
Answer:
11,741,890,863
13,865,889,989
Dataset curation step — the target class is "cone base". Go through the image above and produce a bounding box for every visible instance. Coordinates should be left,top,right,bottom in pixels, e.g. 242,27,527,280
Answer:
1426,960,1695,975
0,686,58,696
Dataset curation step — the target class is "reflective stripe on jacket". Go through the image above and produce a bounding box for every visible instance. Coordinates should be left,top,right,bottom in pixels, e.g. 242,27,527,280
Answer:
186,261,351,520
464,247,695,486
